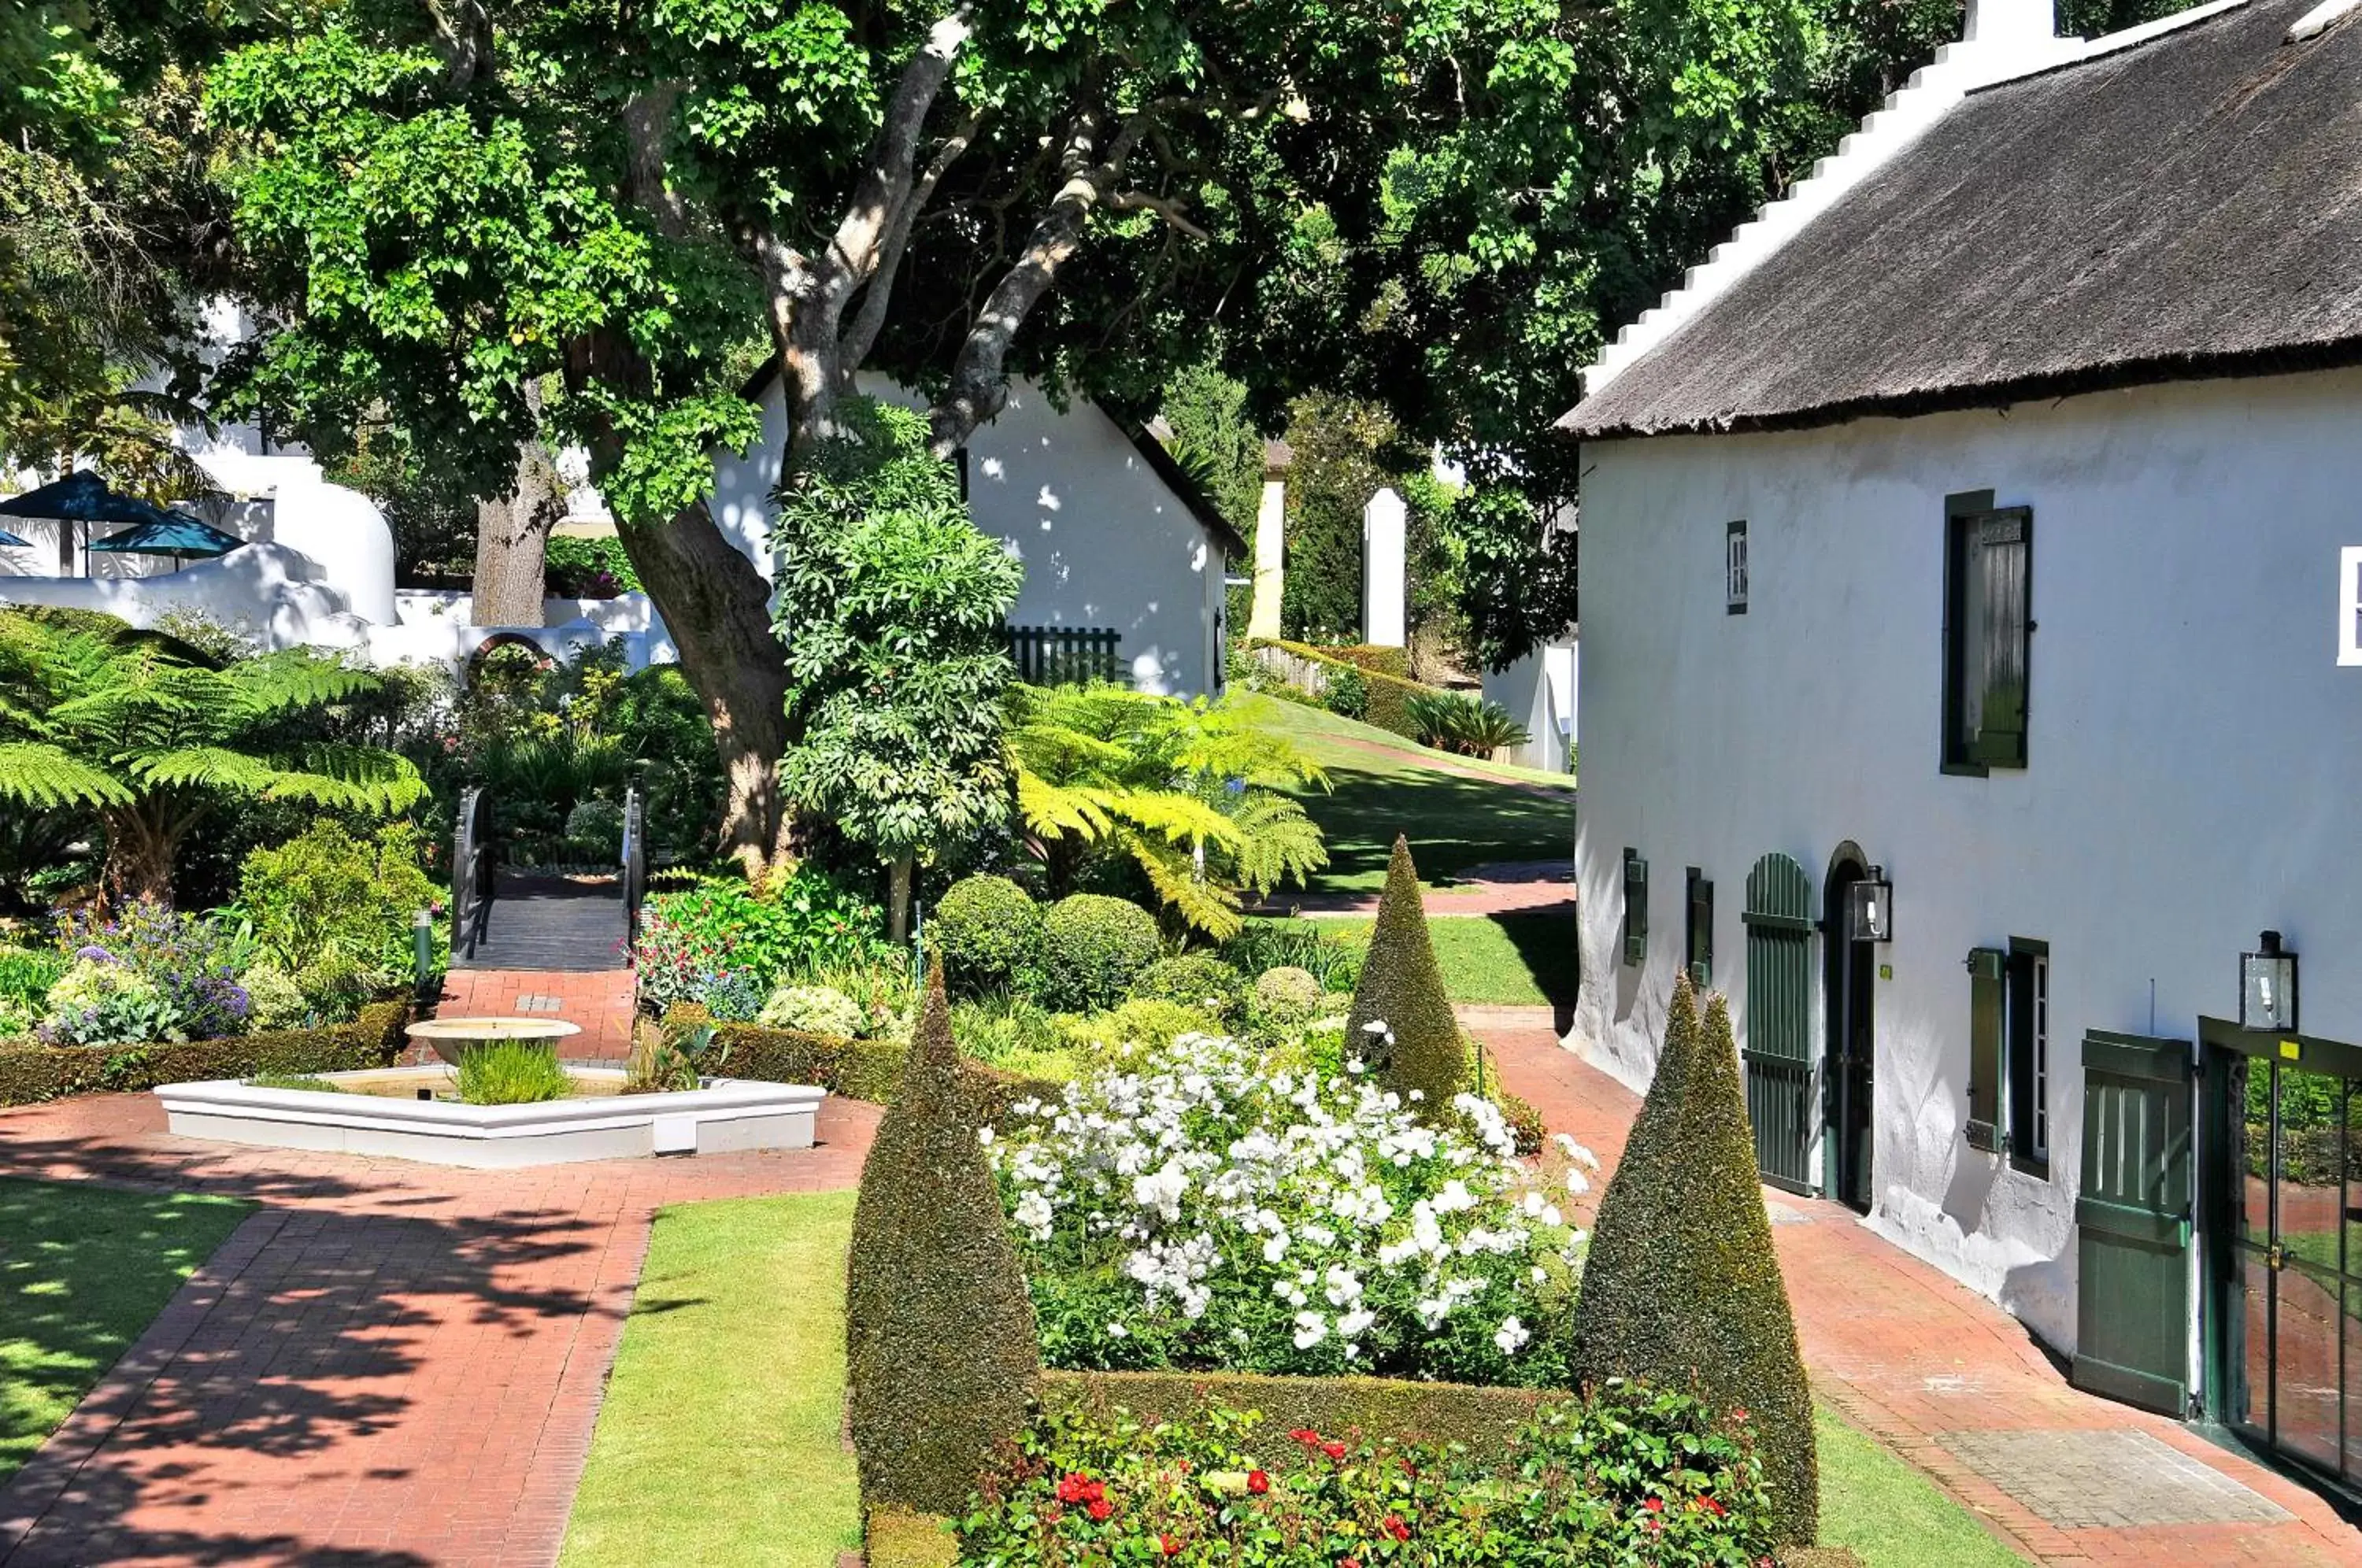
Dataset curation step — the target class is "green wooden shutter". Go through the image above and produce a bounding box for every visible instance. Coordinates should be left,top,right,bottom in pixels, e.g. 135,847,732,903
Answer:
1622,850,1648,964
1967,508,2031,767
1966,946,2005,1150
2073,1031,2193,1415
1686,868,1713,987
1742,854,1815,1192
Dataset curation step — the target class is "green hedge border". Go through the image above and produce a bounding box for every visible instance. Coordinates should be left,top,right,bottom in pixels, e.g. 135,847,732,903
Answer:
1249,638,1442,741
0,999,411,1107
660,1009,1064,1121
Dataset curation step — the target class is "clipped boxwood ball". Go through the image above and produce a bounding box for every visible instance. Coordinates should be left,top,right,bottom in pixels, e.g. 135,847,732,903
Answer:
1254,965,1323,1021
1038,894,1162,1012
1131,952,1248,1019
931,875,1042,997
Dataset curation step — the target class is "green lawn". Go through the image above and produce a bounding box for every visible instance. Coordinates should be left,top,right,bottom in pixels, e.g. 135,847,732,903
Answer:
1260,913,1575,1007
1817,1403,2027,1566
0,1177,253,1484
1242,698,1576,893
561,1190,861,1568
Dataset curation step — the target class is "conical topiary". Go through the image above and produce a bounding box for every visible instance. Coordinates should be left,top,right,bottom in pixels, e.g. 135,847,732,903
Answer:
1344,834,1465,1120
1570,975,1818,1547
846,960,1040,1515
1569,970,1703,1388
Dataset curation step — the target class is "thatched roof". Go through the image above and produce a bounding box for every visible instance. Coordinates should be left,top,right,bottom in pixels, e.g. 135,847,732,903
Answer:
1561,0,2362,440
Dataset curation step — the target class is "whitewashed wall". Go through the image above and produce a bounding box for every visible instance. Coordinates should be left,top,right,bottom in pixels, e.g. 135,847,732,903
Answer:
1572,364,2362,1358
711,373,1229,697
1483,635,1577,773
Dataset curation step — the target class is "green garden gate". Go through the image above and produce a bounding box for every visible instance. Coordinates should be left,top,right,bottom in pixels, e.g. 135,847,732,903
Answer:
2072,1030,2193,1415
1742,852,1816,1194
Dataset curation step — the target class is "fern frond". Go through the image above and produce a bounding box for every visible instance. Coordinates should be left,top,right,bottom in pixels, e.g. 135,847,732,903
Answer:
262,745,428,813
1126,834,1244,941
127,745,281,794
1015,767,1117,841
0,742,134,808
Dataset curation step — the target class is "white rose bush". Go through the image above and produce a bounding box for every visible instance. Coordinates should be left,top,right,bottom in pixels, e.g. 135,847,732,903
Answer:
987,1029,1599,1386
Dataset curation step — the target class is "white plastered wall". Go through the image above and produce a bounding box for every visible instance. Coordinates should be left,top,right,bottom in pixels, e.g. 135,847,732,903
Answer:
709,373,1229,697
1572,364,2362,1357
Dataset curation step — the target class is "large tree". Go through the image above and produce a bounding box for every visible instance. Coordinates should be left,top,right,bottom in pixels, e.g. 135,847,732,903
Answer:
205,0,1838,875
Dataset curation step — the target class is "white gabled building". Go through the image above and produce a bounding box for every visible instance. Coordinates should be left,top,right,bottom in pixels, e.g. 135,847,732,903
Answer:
1557,0,2362,1485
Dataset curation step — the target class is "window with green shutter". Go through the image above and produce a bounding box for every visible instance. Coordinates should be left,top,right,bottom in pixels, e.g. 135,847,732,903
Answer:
1622,850,1647,966
1686,867,1712,987
2006,938,2050,1177
1965,945,2006,1150
1943,493,2034,773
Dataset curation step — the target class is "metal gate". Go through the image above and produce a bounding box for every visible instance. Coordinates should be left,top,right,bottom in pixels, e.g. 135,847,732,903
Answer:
2073,1030,2193,1415
1742,852,1816,1193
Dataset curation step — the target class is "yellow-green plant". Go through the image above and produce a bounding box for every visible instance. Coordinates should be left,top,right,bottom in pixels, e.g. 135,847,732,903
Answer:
1005,682,1327,939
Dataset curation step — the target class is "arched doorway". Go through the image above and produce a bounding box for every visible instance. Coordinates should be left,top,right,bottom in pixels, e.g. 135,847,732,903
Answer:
1823,844,1875,1213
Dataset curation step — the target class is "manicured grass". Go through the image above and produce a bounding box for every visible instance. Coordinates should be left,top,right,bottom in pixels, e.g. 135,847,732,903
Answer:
1244,698,1575,893
1281,913,1575,1007
1816,1403,2028,1566
0,1177,253,1484
560,1191,860,1568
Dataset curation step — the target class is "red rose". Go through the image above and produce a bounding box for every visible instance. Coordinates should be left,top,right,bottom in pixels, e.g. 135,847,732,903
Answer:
1342,1559,1361,1568
1247,1470,1270,1495
1057,1474,1092,1505
1699,1496,1727,1518
1642,1498,1664,1513
1087,1498,1113,1522
1161,1535,1183,1557
1321,1441,1346,1461
1289,1428,1322,1445
1383,1515,1410,1541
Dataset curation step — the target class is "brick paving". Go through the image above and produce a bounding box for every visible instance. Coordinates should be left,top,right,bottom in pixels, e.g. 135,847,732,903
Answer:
426,970,639,1060
0,1090,878,1567
1480,1025,2362,1566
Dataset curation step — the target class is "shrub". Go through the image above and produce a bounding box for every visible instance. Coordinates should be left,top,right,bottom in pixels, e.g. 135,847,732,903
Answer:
1036,893,1161,1012
634,867,890,1010
957,1387,1774,1566
1253,964,1323,1022
698,971,766,1023
543,534,641,597
1057,997,1205,1054
1405,690,1532,757
237,965,311,1031
760,983,865,1038
1320,663,1368,719
1345,837,1464,1119
456,1040,572,1104
246,1071,345,1093
50,905,253,1041
1491,1090,1547,1156
1222,921,1364,993
563,797,627,856
993,1029,1590,1386
236,821,438,982
1572,978,1816,1546
0,946,66,1011
847,963,1041,1514
41,959,177,1047
0,999,408,1106
1129,952,1248,1019
931,875,1042,997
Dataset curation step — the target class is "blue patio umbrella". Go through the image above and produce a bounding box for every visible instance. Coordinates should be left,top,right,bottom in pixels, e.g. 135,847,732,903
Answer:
0,472,218,575
0,529,28,549
88,515,244,566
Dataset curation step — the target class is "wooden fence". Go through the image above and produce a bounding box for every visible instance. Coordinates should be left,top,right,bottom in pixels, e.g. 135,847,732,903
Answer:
1008,625,1121,686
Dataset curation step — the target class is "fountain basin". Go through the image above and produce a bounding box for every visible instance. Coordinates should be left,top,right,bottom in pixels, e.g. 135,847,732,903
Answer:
154,1066,825,1168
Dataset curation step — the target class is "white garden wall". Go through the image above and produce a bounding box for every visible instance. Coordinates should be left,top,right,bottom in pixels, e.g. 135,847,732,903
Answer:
1572,364,2362,1356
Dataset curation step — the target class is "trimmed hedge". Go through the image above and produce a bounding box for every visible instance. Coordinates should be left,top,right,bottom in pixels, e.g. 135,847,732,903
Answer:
1345,835,1464,1119
930,875,1042,997
1038,893,1161,1011
1251,638,1441,741
846,964,1040,1515
0,999,410,1107
864,1507,957,1568
1321,643,1412,681
661,1007,1064,1125
1038,1368,1553,1470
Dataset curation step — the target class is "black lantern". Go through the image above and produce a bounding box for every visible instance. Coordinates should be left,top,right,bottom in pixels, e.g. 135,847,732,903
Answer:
1846,867,1893,944
2241,930,2298,1033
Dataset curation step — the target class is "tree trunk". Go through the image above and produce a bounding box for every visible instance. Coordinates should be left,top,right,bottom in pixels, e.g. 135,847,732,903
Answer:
101,803,180,908
888,851,913,945
471,439,564,627
611,497,795,879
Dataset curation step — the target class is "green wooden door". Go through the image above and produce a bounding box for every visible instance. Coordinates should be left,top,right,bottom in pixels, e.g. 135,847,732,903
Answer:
1742,852,1815,1194
2074,1030,2194,1415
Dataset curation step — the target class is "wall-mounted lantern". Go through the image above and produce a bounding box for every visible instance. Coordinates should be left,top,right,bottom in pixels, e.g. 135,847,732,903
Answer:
2242,930,2298,1033
1846,867,1894,944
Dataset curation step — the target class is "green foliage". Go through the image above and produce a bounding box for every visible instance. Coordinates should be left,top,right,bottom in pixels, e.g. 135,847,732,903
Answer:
1406,690,1533,757
1573,979,1816,1546
1007,683,1327,940
930,875,1043,998
1129,952,1248,1020
244,1071,344,1094
544,535,642,597
1346,837,1464,1118
1491,1090,1547,1157
1037,894,1163,1013
1252,965,1323,1024
0,999,409,1107
1155,360,1265,545
456,1040,572,1105
1320,664,1368,719
758,984,866,1040
1252,641,1442,741
628,1019,730,1094
0,947,67,1012
846,965,1040,1514
235,820,435,980
634,868,890,1011
1222,921,1366,994
0,610,425,902
961,1386,1775,1566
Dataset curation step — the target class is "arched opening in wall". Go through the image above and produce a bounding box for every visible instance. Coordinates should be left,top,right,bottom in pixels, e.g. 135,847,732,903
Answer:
1823,841,1875,1215
466,633,556,696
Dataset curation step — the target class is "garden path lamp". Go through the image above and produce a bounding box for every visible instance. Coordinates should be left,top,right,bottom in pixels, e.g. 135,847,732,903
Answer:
1846,867,1894,943
2242,930,2297,1033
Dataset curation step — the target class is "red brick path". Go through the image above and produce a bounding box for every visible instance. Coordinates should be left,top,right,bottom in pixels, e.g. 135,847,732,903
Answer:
1481,1026,2362,1567
427,971,639,1060
0,1091,878,1567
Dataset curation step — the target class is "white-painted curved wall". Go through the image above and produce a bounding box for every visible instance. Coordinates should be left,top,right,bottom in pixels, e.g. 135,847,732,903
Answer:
710,373,1228,697
0,541,370,650
1572,365,2362,1361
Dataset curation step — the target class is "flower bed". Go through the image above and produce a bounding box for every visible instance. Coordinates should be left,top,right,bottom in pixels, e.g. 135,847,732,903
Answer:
956,1386,1775,1566
0,998,409,1107
988,1030,1594,1387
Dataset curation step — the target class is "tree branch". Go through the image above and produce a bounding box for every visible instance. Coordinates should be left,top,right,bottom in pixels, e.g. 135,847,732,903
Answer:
841,111,983,371
621,83,688,239
1109,190,1209,240
813,8,976,314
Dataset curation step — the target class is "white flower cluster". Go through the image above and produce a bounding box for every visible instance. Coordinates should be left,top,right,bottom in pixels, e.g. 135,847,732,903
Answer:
990,1031,1598,1381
